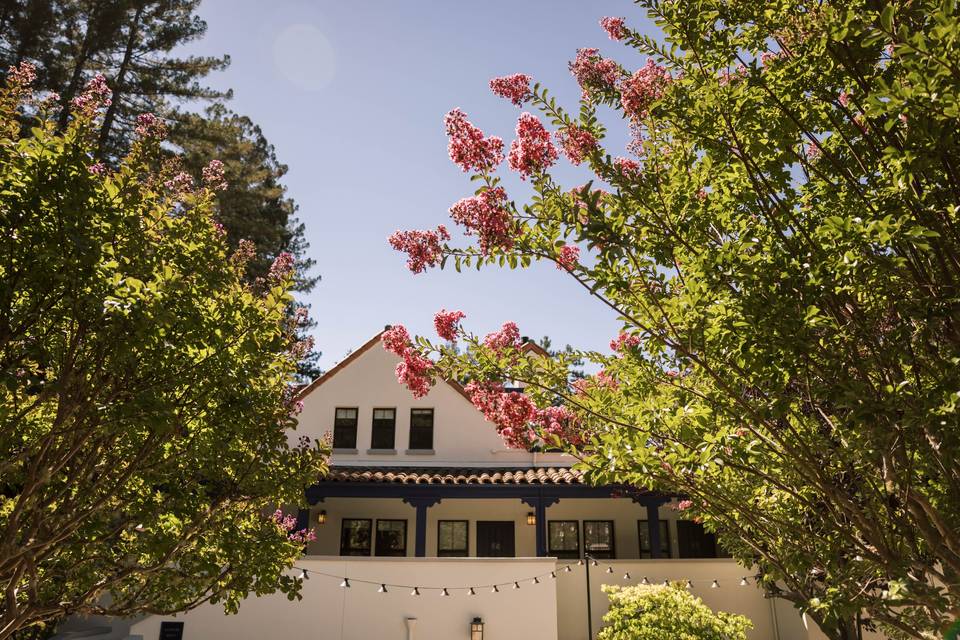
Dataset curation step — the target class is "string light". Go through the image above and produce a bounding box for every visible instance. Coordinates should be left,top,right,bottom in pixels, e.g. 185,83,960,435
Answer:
641,576,649,585
491,585,499,593
300,569,310,580
550,571,557,579
740,577,749,586
623,572,631,580
591,559,599,567
711,580,719,589
606,566,614,574
411,587,420,596
564,565,572,573
378,584,388,593
441,588,450,597
513,581,521,590
577,559,584,566
533,577,540,584
468,587,476,596
685,579,693,589
340,578,350,588
662,579,669,586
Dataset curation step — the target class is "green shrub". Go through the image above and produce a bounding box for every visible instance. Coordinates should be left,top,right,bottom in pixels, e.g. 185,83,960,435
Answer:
598,584,753,640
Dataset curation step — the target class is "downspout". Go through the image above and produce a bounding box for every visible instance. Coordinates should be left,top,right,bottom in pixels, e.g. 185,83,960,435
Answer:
405,617,417,640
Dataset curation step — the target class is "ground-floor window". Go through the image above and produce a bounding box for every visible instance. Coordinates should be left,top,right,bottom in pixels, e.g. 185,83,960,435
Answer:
476,521,515,557
548,520,580,559
437,520,468,557
340,518,372,556
375,519,408,556
638,520,672,558
583,520,615,559
677,520,721,558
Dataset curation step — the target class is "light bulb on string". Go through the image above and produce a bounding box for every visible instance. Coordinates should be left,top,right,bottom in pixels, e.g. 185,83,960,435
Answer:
564,565,572,573
685,580,693,589
513,581,521,590
491,585,499,593
591,559,599,567
550,571,557,579
378,584,388,594
740,577,749,586
623,572,631,580
533,577,540,584
662,579,669,586
577,559,584,566
468,587,476,596
641,576,649,585
606,566,613,574
300,569,310,580
440,588,450,597
411,587,421,596
340,578,350,589
711,580,719,589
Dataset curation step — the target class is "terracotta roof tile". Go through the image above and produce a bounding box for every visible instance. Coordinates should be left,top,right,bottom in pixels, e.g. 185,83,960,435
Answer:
322,466,585,486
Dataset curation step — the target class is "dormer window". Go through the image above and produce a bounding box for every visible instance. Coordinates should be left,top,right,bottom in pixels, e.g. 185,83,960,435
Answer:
371,408,396,449
409,408,434,450
333,408,358,449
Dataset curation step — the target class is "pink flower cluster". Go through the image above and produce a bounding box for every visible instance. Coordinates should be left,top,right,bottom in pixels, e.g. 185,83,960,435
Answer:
676,500,693,511
556,125,597,165
233,239,256,266
268,251,295,283
7,61,36,88
489,73,532,107
556,244,580,270
508,113,558,180
465,381,582,449
290,336,315,360
620,59,671,120
71,74,112,114
271,509,317,545
483,321,521,354
164,171,194,194
595,369,619,389
610,332,640,353
388,225,450,274
434,309,466,341
449,187,514,253
203,159,227,191
600,16,627,41
569,48,621,96
613,156,641,179
135,112,166,138
381,324,435,398
536,405,584,447
839,90,851,107
445,108,504,173
88,162,107,176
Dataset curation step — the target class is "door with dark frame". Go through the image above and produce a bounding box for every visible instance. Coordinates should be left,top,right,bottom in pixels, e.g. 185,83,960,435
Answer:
476,521,515,557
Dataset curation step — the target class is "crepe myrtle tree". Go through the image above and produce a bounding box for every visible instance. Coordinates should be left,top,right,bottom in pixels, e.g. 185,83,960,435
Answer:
0,65,325,639
386,2,960,639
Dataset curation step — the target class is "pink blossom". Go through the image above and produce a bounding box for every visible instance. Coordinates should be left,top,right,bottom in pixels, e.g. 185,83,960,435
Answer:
556,125,597,165
202,159,227,191
396,350,434,398
290,399,304,416
71,74,112,114
290,336,315,360
444,108,504,173
489,74,532,107
676,499,693,511
596,369,619,389
620,59,671,120
288,528,317,545
483,321,521,353
163,171,194,193
695,188,707,202
268,251,295,283
508,112,558,180
232,239,256,266
388,225,450,274
535,405,584,446
134,112,166,138
556,244,580,270
600,16,627,41
569,48,622,96
6,61,36,88
610,332,640,353
806,141,822,161
294,307,310,326
449,187,514,253
381,324,412,356
465,380,539,449
434,309,466,341
88,162,107,176
759,51,782,67
213,221,226,236
571,378,591,395
839,91,851,107
613,156,641,179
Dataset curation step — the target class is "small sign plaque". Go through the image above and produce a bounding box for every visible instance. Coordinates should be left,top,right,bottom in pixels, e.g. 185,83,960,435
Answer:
159,621,184,640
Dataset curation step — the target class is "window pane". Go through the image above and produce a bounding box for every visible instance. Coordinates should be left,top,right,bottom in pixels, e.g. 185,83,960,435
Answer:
638,520,671,558
438,521,468,557
409,409,434,449
333,407,358,449
677,521,718,558
583,521,615,559
548,521,579,559
375,520,407,556
340,519,371,556
371,408,396,449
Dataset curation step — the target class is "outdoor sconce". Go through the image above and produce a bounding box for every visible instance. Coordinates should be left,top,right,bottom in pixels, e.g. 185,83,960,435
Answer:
317,510,327,525
470,617,484,640
526,512,536,526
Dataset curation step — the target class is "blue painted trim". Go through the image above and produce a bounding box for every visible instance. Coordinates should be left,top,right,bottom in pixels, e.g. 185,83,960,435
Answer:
402,497,441,557
306,482,666,504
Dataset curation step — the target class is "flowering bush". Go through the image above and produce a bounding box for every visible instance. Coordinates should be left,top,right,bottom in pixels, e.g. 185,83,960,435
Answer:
0,63,326,636
597,584,751,640
386,2,960,638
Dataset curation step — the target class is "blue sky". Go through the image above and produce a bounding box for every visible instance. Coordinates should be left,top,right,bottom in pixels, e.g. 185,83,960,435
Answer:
187,1,658,371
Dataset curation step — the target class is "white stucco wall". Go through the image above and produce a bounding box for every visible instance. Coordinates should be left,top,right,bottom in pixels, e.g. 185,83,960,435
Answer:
128,557,558,640
295,336,570,468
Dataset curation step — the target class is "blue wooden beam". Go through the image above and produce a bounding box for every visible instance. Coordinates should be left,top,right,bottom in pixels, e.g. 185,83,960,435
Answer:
403,497,441,557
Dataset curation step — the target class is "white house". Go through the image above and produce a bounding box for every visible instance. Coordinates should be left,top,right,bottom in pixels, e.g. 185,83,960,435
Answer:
64,329,870,640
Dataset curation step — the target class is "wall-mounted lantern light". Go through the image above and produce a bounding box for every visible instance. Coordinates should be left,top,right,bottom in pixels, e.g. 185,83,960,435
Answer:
526,512,536,526
470,617,484,640
317,510,327,525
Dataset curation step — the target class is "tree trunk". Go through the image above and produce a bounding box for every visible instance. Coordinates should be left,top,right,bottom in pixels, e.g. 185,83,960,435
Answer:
96,3,143,158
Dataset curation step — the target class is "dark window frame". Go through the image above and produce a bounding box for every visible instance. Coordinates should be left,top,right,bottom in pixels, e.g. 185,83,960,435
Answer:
638,520,672,559
374,519,408,557
547,520,580,559
333,407,358,449
370,407,397,449
339,518,372,556
583,520,616,559
409,408,434,450
677,520,719,558
437,520,469,557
